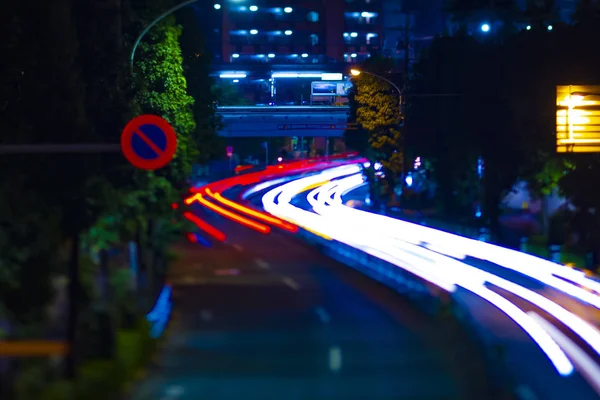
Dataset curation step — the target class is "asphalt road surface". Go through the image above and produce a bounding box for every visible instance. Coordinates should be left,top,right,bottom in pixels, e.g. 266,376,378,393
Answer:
130,207,501,400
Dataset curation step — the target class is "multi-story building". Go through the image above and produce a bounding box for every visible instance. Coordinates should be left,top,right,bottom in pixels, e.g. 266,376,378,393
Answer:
198,1,384,104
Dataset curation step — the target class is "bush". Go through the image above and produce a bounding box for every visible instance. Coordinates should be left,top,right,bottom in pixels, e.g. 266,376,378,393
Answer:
37,320,157,400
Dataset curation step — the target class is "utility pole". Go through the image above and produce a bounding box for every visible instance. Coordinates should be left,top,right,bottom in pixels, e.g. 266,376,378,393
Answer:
403,5,410,91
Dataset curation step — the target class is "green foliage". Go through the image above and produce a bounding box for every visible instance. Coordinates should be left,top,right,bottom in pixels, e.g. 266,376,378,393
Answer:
529,154,575,196
137,16,197,182
348,59,404,185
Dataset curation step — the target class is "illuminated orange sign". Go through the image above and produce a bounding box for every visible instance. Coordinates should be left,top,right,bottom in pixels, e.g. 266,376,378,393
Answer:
556,85,600,153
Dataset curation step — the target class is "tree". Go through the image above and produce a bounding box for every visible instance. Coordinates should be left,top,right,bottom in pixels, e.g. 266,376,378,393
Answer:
408,33,522,228
346,57,404,190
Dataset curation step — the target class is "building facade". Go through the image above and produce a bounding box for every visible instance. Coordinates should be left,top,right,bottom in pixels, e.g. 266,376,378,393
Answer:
196,0,384,105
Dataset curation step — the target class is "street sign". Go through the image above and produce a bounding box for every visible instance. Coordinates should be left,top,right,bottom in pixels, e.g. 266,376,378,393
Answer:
226,146,233,157
121,114,177,170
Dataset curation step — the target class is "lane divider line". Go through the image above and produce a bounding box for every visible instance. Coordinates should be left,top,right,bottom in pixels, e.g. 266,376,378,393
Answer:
282,277,300,290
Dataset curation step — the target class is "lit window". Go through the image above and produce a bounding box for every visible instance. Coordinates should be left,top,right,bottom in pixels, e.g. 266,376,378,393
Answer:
214,4,221,10
249,5,258,12
284,30,292,35
301,53,308,58
350,32,358,37
343,32,349,37
307,11,319,22
351,53,357,58
250,29,258,35
284,7,293,13
232,53,240,58
268,53,275,58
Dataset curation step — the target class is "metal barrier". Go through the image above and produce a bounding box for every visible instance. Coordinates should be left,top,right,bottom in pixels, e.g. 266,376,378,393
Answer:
294,226,518,398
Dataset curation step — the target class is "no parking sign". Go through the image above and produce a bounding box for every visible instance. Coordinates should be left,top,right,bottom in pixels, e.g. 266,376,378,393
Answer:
121,114,177,170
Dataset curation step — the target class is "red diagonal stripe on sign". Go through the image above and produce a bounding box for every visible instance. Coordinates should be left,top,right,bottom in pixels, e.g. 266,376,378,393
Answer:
135,129,164,157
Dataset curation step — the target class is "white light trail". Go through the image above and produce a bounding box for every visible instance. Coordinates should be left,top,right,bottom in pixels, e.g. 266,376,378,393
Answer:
261,166,575,375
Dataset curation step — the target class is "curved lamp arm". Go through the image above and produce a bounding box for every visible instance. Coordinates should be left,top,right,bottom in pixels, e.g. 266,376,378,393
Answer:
130,0,199,74
352,70,402,114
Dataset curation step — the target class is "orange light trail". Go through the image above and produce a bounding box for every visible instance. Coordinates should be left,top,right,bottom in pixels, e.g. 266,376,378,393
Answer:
205,188,298,233
190,194,271,234
183,211,227,242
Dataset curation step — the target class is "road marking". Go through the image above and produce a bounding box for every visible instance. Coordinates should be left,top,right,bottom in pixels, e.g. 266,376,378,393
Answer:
214,268,240,276
162,385,185,399
200,310,213,322
254,258,270,269
282,277,300,290
315,307,330,323
515,385,537,400
233,244,243,252
329,346,342,372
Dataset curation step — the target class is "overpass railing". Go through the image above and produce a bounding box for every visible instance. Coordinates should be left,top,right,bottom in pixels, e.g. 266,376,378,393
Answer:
217,106,350,114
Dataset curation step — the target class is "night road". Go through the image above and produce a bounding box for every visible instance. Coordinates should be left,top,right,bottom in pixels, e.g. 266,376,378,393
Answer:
130,212,496,400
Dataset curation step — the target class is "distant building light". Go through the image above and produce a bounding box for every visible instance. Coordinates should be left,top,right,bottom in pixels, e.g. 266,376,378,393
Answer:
480,23,490,32
350,53,357,58
290,54,298,57
272,30,282,35
284,30,292,35
256,54,265,58
250,29,258,35
249,5,258,12
239,6,247,11
321,73,343,80
547,25,553,31
214,3,221,10
232,53,240,58
284,7,293,13
361,12,376,18
233,79,239,83
526,25,531,30
301,53,308,58
273,7,282,13
268,53,275,58
271,72,323,78
343,32,349,37
220,73,247,78
343,54,348,58
350,32,358,37
366,33,377,38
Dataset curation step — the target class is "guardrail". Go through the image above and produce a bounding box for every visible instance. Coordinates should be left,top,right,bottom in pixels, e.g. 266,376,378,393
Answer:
217,106,350,114
293,226,519,399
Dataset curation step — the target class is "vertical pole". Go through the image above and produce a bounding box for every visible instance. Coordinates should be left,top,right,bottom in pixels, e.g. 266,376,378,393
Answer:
129,241,138,291
325,137,330,157
265,140,269,165
66,233,80,379
404,8,410,81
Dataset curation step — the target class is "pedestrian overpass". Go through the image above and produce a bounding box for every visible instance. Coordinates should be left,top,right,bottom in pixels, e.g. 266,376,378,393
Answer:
216,106,351,138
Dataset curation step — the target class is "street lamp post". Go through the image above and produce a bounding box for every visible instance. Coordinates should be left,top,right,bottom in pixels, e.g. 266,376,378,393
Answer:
130,0,200,74
350,69,403,115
